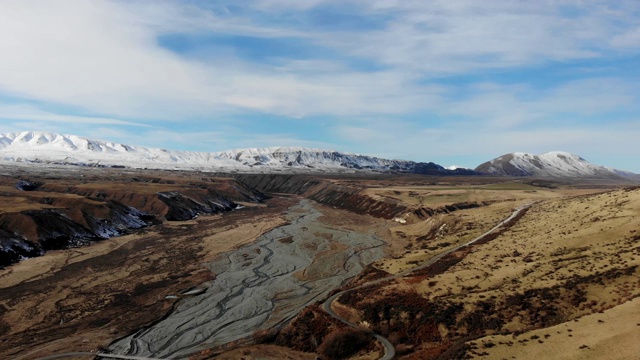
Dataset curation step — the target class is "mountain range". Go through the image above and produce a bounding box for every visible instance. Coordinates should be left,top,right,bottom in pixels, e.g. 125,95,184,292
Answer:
0,131,474,175
0,131,636,180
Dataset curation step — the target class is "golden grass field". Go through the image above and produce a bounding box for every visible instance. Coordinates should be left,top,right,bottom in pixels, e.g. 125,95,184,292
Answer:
326,182,640,359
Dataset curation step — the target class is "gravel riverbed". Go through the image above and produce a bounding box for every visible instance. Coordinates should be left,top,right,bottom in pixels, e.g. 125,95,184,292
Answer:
109,199,386,358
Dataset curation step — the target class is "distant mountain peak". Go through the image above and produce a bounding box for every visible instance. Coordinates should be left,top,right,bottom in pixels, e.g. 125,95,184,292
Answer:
0,131,476,175
475,151,635,179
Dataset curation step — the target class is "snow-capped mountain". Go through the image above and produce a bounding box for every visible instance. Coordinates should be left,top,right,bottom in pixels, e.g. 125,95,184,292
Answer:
475,151,636,179
0,131,475,175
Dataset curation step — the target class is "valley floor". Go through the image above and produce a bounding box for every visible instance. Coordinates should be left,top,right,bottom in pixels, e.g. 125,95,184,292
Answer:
0,168,638,360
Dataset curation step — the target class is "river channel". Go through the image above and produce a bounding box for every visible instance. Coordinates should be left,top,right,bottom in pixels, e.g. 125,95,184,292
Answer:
109,199,386,358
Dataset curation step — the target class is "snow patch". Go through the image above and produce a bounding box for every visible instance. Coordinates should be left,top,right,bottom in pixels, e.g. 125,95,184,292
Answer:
478,151,633,178
0,131,454,174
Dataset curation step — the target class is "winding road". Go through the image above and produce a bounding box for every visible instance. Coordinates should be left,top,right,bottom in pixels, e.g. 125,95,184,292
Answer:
321,203,533,360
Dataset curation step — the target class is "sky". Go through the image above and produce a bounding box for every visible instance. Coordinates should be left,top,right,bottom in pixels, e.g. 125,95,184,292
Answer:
0,0,639,171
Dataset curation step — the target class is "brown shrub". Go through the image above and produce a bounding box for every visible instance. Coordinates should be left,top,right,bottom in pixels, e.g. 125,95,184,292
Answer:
317,327,372,359
275,305,341,352
358,290,463,346
252,328,279,344
395,343,415,355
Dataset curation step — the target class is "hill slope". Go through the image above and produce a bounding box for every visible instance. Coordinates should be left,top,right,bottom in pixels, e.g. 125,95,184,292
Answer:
475,151,636,179
0,131,474,175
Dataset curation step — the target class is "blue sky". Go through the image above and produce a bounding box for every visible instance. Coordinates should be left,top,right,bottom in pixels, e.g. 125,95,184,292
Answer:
0,0,639,171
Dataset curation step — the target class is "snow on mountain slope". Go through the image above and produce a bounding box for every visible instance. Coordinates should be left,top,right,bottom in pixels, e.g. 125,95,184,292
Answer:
475,151,634,179
0,131,474,175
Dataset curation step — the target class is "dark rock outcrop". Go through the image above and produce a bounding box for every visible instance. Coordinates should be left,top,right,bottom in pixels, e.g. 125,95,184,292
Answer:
157,191,237,221
308,185,408,219
410,162,479,176
15,180,43,191
413,201,493,218
23,209,98,250
0,230,42,268
0,199,158,267
83,200,158,238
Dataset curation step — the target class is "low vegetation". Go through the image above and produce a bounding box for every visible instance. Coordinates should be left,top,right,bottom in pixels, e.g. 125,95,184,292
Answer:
281,184,640,359
2,169,638,359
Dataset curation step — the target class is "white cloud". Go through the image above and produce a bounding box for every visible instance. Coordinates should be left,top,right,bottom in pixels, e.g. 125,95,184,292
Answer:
0,104,150,126
0,0,638,172
612,27,640,48
0,0,215,118
1,0,637,121
83,126,337,153
0,0,437,119
440,78,638,129
313,0,639,74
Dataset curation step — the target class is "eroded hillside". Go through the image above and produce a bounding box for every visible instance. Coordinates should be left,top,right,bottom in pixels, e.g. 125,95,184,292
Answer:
0,170,267,267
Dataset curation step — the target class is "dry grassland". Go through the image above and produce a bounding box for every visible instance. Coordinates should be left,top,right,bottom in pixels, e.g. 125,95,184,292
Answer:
369,182,577,274
333,185,639,359
468,296,640,360
363,182,556,207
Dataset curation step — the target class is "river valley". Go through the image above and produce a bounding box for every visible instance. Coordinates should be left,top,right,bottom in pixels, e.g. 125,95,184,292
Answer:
109,199,386,358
